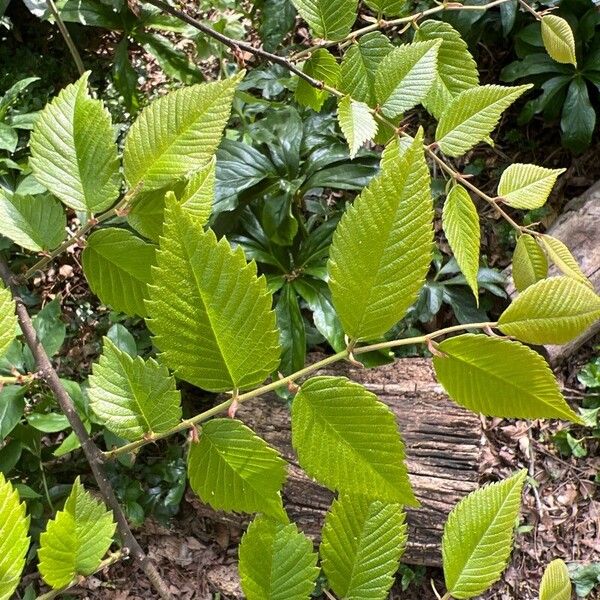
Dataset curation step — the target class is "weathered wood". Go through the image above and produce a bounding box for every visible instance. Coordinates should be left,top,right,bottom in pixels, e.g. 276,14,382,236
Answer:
188,356,482,566
506,181,600,365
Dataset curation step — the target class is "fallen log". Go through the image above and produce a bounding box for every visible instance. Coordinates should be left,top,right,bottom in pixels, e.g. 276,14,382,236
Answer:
187,356,482,566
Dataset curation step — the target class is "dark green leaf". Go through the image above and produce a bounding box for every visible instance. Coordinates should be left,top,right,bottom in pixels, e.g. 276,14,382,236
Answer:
260,0,297,51
113,39,140,114
561,77,596,152
275,284,306,375
0,386,25,442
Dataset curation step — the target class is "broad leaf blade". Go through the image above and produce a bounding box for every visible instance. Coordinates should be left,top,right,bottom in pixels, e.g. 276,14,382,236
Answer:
38,478,115,589
0,286,17,359
541,15,577,66
374,40,440,118
0,192,65,252
539,559,572,600
498,163,565,209
512,234,548,292
498,277,600,344
337,96,378,158
291,0,357,40
82,228,155,317
320,495,407,600
179,157,215,226
291,376,418,504
147,196,280,391
435,85,531,157
364,0,406,16
433,334,583,423
29,72,120,213
328,129,433,341
443,470,527,599
239,515,319,600
123,73,243,191
442,185,480,301
295,49,340,112
414,20,479,120
540,234,591,286
89,338,181,441
187,419,287,519
0,473,29,600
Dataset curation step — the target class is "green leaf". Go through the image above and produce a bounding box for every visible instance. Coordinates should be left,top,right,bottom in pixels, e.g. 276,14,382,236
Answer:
560,78,595,153
38,478,115,589
187,419,287,519
498,277,600,345
88,338,181,441
0,387,25,443
27,412,70,433
539,559,572,600
443,470,527,599
433,334,583,423
541,15,577,67
178,157,215,226
374,40,440,119
340,32,393,106
0,192,65,252
29,72,120,213
498,163,565,209
337,96,378,159
442,185,480,302
320,495,407,600
113,39,139,114
260,0,297,51
295,49,340,112
328,129,433,341
291,376,417,504
540,234,591,286
363,0,406,17
239,515,319,600
414,20,479,120
435,84,531,157
123,73,243,192
147,196,280,392
275,283,306,376
0,473,29,600
512,234,548,292
82,228,155,317
0,286,17,359
291,0,357,40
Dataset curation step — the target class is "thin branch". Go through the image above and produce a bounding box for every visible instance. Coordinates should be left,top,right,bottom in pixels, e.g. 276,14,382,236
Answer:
45,0,85,76
103,321,496,460
0,258,174,600
0,374,35,385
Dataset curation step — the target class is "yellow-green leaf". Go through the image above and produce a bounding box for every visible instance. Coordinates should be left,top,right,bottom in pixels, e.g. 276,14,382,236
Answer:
442,185,480,301
433,334,583,423
0,286,17,359
540,234,591,287
0,473,30,600
498,277,600,345
337,96,378,158
364,0,406,17
498,163,565,209
295,49,340,112
291,0,357,40
541,15,577,66
539,559,572,600
512,234,548,292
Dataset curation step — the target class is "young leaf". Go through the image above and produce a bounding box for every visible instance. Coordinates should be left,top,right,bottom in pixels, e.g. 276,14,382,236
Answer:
178,157,216,226
539,559,572,600
435,84,531,157
187,419,287,519
540,234,591,287
498,163,565,209
38,478,116,589
512,234,548,292
337,96,378,158
147,196,280,392
340,32,393,106
374,40,440,118
541,15,577,67
88,338,181,441
328,129,433,341
0,473,30,600
295,49,340,112
123,73,243,192
82,228,155,317
414,20,479,120
320,495,407,600
443,470,527,599
291,376,418,504
0,192,65,252
442,185,480,302
433,334,583,423
364,0,406,16
239,515,319,600
291,0,358,41
0,286,17,359
29,72,120,213
498,277,600,345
